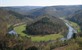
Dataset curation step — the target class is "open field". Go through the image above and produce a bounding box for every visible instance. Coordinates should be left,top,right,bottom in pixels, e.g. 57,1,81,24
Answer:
69,21,81,32
14,24,27,36
14,24,63,42
31,34,63,42
61,18,81,33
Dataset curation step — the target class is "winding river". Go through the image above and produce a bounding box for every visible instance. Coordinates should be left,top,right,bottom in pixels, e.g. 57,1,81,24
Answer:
61,19,77,41
65,23,77,39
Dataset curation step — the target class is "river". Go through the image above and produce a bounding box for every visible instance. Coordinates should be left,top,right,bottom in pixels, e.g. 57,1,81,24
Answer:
61,19,77,41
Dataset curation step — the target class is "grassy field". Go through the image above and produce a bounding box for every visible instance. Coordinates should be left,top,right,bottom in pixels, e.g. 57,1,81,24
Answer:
61,18,81,33
14,24,27,36
31,34,63,42
14,24,63,42
69,21,81,32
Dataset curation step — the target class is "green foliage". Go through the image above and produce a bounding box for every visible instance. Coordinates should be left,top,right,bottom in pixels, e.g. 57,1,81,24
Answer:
26,16,67,35
64,39,79,50
0,15,7,39
68,10,82,31
14,24,63,42
65,43,79,50
76,37,82,47
69,21,81,32
14,24,27,36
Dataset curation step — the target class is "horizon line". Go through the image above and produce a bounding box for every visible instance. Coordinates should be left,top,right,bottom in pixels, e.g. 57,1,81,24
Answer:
0,4,82,7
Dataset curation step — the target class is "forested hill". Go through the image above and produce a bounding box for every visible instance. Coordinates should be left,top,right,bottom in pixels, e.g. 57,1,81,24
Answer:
0,8,32,25
1,5,82,19
1,6,43,15
68,10,82,30
26,15,67,35
26,5,82,18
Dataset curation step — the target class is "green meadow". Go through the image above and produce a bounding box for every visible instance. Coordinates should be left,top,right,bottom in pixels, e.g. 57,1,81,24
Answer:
69,21,81,32
14,24,63,42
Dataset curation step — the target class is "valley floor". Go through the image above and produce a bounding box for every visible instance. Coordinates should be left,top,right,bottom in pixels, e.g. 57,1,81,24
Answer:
14,24,63,42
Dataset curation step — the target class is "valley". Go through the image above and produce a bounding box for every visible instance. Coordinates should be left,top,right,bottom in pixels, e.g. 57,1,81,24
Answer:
14,17,64,42
14,24,63,42
14,18,79,42
0,5,82,50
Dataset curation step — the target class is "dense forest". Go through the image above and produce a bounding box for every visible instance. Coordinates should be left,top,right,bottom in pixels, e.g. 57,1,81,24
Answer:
25,15,67,35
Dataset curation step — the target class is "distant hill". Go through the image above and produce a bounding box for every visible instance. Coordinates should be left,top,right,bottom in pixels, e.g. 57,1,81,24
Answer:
25,15,67,35
1,5,82,19
26,5,82,18
1,6,43,15
1,5,82,26
68,10,82,30
0,8,33,25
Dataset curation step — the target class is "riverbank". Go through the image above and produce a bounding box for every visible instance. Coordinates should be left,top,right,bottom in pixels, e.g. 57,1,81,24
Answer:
69,21,81,32
60,18,77,40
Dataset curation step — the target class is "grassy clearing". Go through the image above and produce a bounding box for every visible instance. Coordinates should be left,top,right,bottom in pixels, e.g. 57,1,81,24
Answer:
14,24,27,36
69,21,81,32
31,34,63,42
14,24,63,42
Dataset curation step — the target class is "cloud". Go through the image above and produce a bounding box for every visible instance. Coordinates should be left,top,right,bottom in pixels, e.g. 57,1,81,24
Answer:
0,0,82,7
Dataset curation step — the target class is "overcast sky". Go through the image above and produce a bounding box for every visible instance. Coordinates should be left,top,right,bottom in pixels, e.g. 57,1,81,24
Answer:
0,0,82,7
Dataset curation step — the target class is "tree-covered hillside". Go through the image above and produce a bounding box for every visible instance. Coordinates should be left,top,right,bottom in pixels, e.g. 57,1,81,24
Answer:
26,15,67,35
0,8,33,25
68,10,82,30
1,5,82,19
1,6,43,15
26,5,82,18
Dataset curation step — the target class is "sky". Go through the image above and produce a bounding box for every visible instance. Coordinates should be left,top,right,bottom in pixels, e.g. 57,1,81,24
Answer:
0,0,82,7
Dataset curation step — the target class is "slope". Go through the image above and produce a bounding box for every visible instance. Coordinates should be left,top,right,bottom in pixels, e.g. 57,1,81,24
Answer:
25,15,67,35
